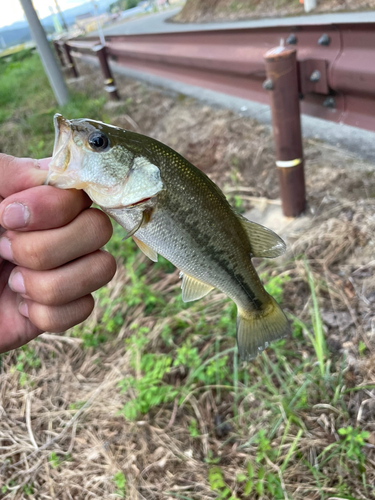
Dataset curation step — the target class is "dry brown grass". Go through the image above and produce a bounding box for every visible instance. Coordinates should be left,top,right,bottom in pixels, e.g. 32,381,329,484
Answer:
1,59,375,499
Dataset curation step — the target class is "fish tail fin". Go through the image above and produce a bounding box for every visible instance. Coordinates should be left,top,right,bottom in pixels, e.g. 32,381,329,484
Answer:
236,297,290,360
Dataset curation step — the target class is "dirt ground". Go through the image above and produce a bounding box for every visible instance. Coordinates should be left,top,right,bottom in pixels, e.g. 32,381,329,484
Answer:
1,59,375,499
173,0,375,23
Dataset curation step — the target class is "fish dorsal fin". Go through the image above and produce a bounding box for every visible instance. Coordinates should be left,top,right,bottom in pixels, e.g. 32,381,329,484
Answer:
133,236,158,262
180,272,214,302
238,215,286,258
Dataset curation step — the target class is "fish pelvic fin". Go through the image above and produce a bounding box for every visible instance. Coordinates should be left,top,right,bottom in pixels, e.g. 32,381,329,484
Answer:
133,236,158,262
236,297,290,360
238,214,286,259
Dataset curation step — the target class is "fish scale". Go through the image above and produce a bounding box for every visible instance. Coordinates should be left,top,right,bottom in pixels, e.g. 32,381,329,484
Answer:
47,114,291,360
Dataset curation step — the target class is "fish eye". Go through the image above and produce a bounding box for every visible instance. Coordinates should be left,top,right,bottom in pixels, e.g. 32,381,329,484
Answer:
88,131,110,152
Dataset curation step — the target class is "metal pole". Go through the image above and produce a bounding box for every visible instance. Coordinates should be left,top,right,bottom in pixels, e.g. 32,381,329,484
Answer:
63,43,79,78
54,0,69,32
264,45,306,217
93,45,119,100
91,0,106,46
19,0,69,106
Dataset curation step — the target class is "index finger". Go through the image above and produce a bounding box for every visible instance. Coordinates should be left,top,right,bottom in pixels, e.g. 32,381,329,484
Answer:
0,154,48,198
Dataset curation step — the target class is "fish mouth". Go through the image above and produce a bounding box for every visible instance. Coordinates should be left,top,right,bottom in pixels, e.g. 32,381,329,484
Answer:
53,114,70,156
45,114,85,188
125,197,152,208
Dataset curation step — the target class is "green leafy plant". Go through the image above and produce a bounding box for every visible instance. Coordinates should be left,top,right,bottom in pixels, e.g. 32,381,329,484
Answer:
254,429,275,463
48,452,72,469
119,331,179,419
23,483,34,496
262,272,290,304
237,461,286,498
338,426,369,467
113,471,127,498
208,466,239,500
188,418,200,438
15,345,41,371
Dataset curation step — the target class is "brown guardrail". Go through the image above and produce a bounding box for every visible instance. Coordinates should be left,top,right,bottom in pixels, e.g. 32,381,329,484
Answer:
54,22,375,216
61,22,375,133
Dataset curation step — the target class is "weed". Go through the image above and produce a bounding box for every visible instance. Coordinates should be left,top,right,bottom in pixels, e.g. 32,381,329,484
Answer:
119,332,179,419
262,272,290,304
113,471,127,498
48,452,72,469
358,340,367,356
237,460,286,498
188,418,200,438
8,345,41,387
208,466,239,500
15,345,41,371
254,429,275,462
338,426,369,468
68,401,86,411
23,483,34,496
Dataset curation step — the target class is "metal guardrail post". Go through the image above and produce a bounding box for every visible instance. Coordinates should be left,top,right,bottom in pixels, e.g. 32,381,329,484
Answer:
92,44,120,101
53,41,65,67
63,42,79,78
264,45,306,217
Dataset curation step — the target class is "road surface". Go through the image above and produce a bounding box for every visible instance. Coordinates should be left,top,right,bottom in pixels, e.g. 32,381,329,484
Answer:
98,7,375,36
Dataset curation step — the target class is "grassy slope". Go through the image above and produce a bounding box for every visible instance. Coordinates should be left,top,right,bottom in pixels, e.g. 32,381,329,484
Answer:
173,0,375,23
0,52,375,500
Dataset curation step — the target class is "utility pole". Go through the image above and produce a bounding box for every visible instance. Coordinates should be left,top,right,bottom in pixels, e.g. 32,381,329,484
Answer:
54,0,69,32
19,0,69,106
91,0,105,46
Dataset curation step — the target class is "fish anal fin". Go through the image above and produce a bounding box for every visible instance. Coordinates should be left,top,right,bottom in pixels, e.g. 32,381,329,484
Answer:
237,297,290,360
238,215,286,258
133,236,158,262
180,273,214,302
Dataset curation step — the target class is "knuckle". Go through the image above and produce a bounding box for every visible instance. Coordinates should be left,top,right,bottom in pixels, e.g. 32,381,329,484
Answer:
85,208,113,245
31,295,94,333
80,295,95,320
97,250,117,281
22,238,50,270
0,153,16,170
30,304,55,332
36,276,62,306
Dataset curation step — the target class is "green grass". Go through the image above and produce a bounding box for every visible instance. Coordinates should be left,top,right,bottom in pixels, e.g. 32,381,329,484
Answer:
0,51,107,158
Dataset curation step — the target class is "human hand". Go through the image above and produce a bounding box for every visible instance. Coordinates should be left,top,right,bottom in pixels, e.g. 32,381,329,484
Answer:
0,154,116,353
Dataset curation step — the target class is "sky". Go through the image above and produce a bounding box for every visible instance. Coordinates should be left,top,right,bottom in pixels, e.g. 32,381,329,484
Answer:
1,0,89,29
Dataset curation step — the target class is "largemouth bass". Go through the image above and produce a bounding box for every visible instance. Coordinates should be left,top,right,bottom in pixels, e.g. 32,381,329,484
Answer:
46,114,290,360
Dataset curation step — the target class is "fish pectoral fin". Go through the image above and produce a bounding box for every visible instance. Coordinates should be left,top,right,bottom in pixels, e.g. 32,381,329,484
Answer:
238,214,286,258
122,212,145,241
180,273,214,302
236,297,290,360
133,236,158,262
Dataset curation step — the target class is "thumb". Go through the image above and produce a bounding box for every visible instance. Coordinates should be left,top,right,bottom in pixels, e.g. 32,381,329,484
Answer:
0,154,49,199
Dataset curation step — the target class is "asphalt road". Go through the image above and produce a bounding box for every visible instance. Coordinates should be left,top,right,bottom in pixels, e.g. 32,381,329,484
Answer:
99,7,375,36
